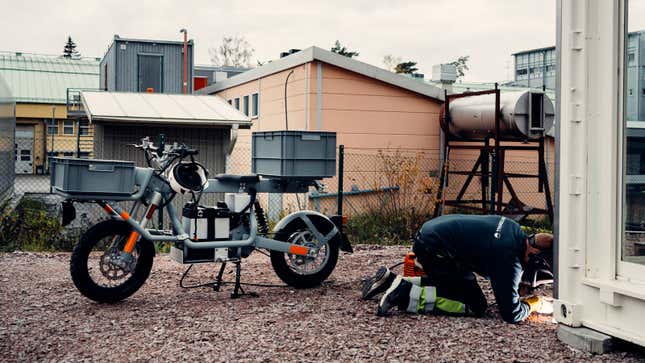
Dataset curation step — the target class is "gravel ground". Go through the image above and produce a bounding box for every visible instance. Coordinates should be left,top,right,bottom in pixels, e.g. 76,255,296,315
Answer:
1,246,644,362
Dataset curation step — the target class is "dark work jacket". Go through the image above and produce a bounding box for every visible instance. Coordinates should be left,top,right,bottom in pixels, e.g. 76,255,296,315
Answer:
417,214,529,323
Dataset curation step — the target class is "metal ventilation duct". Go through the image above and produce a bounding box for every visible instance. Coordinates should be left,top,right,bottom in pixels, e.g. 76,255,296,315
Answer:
441,91,555,141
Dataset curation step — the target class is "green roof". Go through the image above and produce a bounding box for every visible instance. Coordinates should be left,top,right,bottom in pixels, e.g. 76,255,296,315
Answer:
0,52,99,104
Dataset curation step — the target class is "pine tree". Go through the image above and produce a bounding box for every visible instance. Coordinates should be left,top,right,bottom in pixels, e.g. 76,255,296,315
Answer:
331,41,359,58
62,36,81,59
394,61,418,74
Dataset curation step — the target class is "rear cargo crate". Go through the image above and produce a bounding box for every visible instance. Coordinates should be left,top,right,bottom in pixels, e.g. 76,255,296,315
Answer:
51,158,136,196
252,131,336,179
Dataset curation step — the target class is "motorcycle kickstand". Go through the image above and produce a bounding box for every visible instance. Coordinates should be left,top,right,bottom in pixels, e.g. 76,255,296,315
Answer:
231,259,258,299
212,262,227,292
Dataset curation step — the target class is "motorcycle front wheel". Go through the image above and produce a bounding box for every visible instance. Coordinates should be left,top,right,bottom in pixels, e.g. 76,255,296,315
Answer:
70,220,154,303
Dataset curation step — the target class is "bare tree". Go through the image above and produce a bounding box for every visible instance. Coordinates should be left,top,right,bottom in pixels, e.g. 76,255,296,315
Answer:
382,54,402,72
449,55,470,80
209,35,255,67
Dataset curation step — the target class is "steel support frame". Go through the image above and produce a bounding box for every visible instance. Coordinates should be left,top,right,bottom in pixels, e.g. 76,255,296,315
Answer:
433,84,554,222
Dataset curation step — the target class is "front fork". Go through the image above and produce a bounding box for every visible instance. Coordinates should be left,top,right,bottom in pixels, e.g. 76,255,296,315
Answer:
99,192,162,255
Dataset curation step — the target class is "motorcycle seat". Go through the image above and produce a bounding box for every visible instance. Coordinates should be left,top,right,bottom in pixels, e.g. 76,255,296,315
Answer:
214,174,260,183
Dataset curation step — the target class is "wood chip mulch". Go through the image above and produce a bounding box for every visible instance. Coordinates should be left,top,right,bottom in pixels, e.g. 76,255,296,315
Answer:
1,246,644,362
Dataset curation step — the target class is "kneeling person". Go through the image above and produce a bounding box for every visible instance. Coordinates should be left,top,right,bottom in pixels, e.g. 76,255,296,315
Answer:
362,214,553,323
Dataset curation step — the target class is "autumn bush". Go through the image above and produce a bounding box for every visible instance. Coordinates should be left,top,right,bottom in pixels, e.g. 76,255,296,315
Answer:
345,150,438,245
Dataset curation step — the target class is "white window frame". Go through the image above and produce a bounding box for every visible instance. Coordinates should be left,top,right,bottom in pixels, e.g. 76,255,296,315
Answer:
251,92,259,118
617,0,645,283
47,119,58,135
79,120,90,136
63,120,74,135
243,95,250,116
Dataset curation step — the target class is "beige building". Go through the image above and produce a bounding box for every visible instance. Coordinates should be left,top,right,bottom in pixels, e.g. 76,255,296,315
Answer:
199,47,446,161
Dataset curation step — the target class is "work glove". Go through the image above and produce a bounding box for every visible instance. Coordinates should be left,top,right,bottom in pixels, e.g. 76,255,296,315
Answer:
521,295,542,314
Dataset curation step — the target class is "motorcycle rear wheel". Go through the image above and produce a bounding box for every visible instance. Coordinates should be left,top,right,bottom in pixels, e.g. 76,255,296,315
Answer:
70,220,154,303
270,218,339,289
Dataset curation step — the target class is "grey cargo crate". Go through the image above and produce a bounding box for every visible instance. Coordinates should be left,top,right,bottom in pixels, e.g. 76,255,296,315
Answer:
51,158,136,196
252,131,336,179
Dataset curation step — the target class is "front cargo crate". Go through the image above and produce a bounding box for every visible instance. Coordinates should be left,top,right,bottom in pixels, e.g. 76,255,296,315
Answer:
51,158,136,196
252,131,336,179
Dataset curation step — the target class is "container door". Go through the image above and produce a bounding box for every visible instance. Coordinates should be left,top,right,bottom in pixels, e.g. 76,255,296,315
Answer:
138,54,163,93
14,125,34,174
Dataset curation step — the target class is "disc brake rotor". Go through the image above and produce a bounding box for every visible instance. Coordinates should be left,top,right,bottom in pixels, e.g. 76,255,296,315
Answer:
99,247,136,281
287,230,329,275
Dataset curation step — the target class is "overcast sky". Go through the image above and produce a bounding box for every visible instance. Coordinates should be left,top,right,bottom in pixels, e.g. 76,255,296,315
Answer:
1,1,641,82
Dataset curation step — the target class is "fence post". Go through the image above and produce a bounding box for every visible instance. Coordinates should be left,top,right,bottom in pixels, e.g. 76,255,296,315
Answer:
157,133,166,229
76,119,81,157
337,144,344,216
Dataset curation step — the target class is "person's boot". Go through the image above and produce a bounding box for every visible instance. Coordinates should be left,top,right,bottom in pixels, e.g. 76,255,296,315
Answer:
376,276,412,316
362,266,396,300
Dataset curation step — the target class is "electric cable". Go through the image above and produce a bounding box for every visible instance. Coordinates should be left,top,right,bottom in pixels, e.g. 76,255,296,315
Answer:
179,263,288,290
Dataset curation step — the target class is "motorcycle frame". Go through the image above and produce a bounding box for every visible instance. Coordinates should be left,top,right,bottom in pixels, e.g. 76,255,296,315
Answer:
60,167,340,258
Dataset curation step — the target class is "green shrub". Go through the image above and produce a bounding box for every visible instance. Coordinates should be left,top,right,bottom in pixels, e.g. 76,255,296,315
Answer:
0,198,78,252
345,210,431,245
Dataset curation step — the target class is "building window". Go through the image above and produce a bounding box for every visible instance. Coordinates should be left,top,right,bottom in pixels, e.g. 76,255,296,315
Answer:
243,95,250,116
79,120,90,136
47,119,58,135
252,93,259,117
228,99,232,105
630,89,633,96
63,120,74,135
628,52,635,65
234,98,240,110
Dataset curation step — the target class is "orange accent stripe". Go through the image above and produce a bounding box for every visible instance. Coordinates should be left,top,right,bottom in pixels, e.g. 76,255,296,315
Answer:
289,245,309,256
120,211,130,220
123,231,139,253
103,205,114,214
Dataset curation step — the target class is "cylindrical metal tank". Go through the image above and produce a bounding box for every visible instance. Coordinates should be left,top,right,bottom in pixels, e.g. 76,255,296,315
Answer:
440,91,555,141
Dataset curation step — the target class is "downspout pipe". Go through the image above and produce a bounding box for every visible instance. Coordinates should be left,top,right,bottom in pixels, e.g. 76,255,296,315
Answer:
180,29,188,94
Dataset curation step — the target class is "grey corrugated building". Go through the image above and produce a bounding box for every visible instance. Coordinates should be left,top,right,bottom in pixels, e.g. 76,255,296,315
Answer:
99,35,194,94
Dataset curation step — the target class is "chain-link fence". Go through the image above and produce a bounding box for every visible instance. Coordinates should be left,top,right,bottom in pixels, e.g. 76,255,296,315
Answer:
6,134,556,247
0,77,14,202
